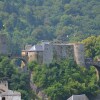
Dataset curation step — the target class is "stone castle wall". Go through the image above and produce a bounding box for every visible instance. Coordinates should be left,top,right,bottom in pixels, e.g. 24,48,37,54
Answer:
0,34,8,55
0,81,8,92
74,43,85,66
22,42,85,66
53,44,74,61
43,43,53,64
28,51,43,64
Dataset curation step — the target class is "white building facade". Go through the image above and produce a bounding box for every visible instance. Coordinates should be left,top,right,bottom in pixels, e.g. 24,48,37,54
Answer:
0,81,21,100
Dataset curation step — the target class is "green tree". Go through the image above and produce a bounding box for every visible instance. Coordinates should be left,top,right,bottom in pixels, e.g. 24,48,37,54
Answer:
32,59,99,100
0,56,36,100
82,36,100,59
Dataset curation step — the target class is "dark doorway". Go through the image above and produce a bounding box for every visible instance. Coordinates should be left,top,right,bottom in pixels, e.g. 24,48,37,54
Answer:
2,97,5,100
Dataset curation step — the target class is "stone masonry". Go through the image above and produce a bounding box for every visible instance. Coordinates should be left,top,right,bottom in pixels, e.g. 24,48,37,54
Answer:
0,81,21,100
22,42,85,66
0,34,8,55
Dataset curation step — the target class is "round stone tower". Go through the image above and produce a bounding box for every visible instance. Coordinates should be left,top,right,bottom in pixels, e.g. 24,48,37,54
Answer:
0,34,8,55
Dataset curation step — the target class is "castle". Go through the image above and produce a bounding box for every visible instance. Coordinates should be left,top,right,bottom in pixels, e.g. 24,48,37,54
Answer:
0,81,21,100
22,41,85,66
0,34,85,66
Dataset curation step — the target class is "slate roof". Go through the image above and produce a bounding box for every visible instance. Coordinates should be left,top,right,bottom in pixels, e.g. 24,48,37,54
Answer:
29,44,44,51
67,94,89,100
0,90,21,96
28,42,51,52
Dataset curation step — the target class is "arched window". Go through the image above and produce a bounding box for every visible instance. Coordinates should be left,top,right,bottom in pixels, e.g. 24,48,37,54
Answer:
2,97,5,100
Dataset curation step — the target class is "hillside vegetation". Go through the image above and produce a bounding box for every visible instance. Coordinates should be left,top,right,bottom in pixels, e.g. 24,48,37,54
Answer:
82,36,100,59
0,1,100,100
0,0,100,48
29,60,99,100
0,56,37,100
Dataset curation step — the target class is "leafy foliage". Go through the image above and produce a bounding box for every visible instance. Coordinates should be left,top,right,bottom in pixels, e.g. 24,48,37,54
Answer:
30,60,99,100
0,0,99,49
82,36,100,59
0,56,35,100
0,0,100,99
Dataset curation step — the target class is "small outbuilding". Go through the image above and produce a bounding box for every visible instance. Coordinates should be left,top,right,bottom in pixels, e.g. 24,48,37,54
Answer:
67,94,89,100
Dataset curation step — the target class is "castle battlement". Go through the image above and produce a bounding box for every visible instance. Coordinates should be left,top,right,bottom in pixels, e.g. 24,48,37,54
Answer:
22,41,85,66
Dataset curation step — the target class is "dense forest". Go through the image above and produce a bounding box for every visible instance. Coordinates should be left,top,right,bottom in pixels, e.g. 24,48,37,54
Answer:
0,0,100,49
0,0,100,100
29,59,99,100
82,36,100,59
0,56,37,100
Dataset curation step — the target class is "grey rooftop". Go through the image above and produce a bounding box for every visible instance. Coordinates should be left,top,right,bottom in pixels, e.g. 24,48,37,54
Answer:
67,94,89,100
